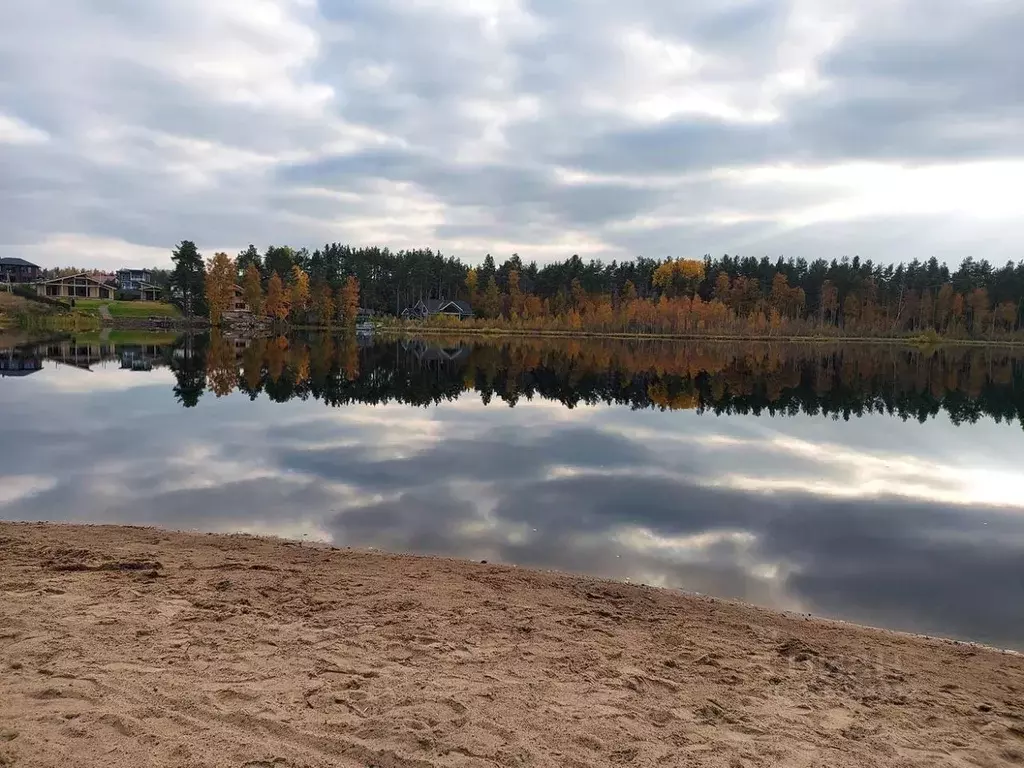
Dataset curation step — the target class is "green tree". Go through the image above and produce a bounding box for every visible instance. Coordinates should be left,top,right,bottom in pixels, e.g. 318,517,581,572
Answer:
236,244,261,283
263,246,295,283
170,240,207,318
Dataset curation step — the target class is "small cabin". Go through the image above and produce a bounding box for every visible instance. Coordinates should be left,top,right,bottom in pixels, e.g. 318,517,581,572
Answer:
34,273,115,300
401,299,474,320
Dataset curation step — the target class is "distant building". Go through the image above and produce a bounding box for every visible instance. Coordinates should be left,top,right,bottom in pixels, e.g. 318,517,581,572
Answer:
34,273,116,300
135,282,162,302
220,285,253,325
116,268,153,291
401,299,474,320
0,257,41,284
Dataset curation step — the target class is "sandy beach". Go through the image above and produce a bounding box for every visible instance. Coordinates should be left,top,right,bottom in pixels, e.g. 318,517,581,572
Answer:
1,523,1022,767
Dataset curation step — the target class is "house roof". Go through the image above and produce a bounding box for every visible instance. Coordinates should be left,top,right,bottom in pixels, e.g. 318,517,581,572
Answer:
34,272,114,286
444,299,473,314
416,298,473,314
0,257,39,268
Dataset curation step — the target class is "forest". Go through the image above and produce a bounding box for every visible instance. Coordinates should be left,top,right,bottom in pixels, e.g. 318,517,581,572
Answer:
164,241,1024,339
160,334,1024,427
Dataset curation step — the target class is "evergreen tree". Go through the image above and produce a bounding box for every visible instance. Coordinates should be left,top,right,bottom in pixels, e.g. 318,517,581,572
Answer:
170,240,207,318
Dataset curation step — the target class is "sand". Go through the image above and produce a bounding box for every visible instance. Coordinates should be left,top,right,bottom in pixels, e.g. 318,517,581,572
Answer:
1,523,1022,768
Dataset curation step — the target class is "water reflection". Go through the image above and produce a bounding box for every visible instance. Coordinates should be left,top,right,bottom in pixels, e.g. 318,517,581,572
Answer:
2,333,1024,650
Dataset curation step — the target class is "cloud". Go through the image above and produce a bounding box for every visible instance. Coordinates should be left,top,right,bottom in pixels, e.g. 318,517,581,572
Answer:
1,0,1023,268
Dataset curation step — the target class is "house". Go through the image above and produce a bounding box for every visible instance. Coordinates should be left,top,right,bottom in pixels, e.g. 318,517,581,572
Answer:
220,285,253,325
136,282,162,302
231,284,249,312
116,268,153,291
34,273,115,300
401,299,474,320
0,257,41,284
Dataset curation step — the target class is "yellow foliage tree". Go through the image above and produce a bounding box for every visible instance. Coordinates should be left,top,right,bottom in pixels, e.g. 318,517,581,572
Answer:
289,264,310,321
242,262,263,316
465,268,479,306
204,252,236,325
338,275,360,327
314,283,335,327
265,271,289,321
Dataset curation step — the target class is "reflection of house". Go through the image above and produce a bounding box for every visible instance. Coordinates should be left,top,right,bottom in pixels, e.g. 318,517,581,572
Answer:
401,339,470,364
1,258,41,283
401,299,474,320
116,268,153,291
39,341,117,370
0,348,42,377
119,344,169,372
34,273,115,300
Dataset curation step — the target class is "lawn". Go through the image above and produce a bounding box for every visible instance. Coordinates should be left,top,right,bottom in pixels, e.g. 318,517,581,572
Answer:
74,299,181,318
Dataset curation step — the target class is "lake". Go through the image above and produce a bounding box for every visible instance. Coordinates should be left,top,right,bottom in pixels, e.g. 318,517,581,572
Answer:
2,332,1024,650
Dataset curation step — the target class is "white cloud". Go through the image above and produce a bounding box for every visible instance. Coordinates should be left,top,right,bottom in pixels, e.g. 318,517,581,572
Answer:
0,114,49,145
0,0,1022,267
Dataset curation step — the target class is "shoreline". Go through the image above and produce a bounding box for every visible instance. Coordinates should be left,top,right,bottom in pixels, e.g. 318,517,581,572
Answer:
374,324,1024,348
2,522,1023,767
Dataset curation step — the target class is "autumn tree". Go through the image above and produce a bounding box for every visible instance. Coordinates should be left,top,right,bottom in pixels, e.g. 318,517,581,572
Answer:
265,271,289,322
314,282,335,327
968,288,990,334
338,275,360,327
465,268,479,306
242,262,264,316
506,269,523,318
653,258,705,298
622,280,638,305
289,264,310,322
480,275,500,319
204,251,236,325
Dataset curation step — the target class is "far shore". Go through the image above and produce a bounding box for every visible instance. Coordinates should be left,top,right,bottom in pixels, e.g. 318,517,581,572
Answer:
1,522,1022,767
373,323,1024,348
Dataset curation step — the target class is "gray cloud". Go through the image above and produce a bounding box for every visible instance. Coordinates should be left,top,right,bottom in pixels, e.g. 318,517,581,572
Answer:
1,0,1023,268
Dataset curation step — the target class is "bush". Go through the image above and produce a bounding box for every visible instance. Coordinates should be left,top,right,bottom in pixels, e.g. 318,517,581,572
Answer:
10,284,69,309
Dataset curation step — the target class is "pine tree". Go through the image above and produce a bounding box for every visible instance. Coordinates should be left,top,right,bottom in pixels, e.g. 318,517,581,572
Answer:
236,244,261,283
170,240,207,318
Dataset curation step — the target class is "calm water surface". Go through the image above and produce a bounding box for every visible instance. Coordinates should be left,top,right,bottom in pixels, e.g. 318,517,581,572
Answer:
2,333,1024,650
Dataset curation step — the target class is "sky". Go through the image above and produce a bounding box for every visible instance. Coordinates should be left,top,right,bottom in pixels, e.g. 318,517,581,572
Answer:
1,0,1022,270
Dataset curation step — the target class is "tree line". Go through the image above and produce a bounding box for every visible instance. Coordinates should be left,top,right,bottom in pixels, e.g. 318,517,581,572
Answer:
169,241,360,327
164,334,1024,427
164,240,1024,337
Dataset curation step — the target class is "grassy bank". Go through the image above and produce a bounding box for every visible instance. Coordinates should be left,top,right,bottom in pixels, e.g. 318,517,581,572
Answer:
0,293,100,333
73,299,181,318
